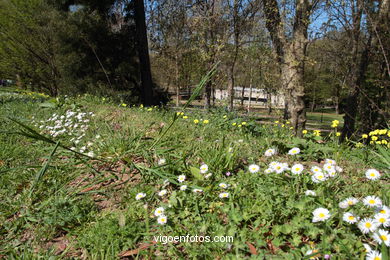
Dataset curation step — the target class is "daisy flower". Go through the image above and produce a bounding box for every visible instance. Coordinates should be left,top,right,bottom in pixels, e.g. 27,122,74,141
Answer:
363,243,372,253
377,205,390,216
372,229,390,246
311,166,322,174
312,172,327,183
157,215,167,225
363,196,382,208
219,183,229,189
154,207,165,216
305,190,316,196
158,158,166,165
180,185,187,191
200,164,208,174
193,188,203,193
219,192,229,198
264,148,276,157
358,218,379,234
288,147,300,155
325,159,336,165
312,208,331,222
204,173,212,179
264,168,273,174
158,189,167,197
343,212,359,224
135,192,146,200
178,175,186,183
365,169,381,180
248,164,260,173
340,197,359,208
274,162,286,174
374,213,390,227
291,164,304,175
323,163,335,173
366,251,381,260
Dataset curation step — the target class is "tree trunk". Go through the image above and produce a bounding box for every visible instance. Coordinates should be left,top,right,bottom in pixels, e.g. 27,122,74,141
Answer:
134,0,154,106
267,92,272,115
263,0,309,136
204,80,212,110
247,67,253,113
341,0,363,141
175,54,180,107
240,85,245,107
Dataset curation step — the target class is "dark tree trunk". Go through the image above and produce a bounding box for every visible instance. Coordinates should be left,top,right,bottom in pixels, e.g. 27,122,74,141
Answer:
134,0,154,106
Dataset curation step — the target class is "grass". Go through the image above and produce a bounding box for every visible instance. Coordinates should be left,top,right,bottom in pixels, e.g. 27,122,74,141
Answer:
0,90,389,259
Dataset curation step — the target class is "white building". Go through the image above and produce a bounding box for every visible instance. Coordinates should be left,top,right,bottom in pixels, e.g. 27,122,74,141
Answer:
214,87,285,108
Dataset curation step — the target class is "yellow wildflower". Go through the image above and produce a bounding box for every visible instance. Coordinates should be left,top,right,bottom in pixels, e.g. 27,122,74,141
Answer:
336,132,341,136
203,119,209,124
371,136,378,141
242,122,247,125
194,119,199,124
362,134,368,139
183,116,188,119
302,130,308,134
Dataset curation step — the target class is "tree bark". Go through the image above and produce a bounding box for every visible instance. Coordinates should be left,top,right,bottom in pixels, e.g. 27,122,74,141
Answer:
263,0,309,136
341,0,363,141
134,0,154,106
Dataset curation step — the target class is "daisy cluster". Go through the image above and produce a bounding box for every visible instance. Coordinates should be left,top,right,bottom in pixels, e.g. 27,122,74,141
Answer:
33,110,97,156
134,161,233,225
250,148,343,183
313,196,389,259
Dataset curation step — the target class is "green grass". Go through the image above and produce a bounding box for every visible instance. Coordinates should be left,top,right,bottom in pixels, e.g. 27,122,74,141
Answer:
0,91,389,259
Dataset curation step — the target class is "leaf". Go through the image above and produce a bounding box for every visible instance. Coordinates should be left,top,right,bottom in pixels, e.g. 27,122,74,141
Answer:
118,241,156,257
190,166,204,180
246,242,257,255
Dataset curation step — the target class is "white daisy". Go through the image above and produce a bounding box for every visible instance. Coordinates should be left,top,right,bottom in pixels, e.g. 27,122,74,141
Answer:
358,218,379,234
158,189,167,197
374,213,390,227
366,251,382,260
311,166,322,174
200,164,208,174
312,207,331,222
363,243,371,253
339,201,349,209
135,192,146,200
288,147,300,155
305,190,316,196
154,207,165,216
179,185,187,191
219,183,229,189
312,172,327,183
264,168,273,174
323,163,335,173
377,205,390,216
341,197,359,207
193,188,203,193
157,215,168,225
269,161,278,168
372,229,390,246
264,148,276,157
335,166,343,173
274,162,286,174
248,164,260,173
363,196,382,208
343,212,359,224
178,175,186,183
204,173,212,179
325,159,336,165
365,169,381,180
157,158,166,165
219,192,229,198
291,164,304,175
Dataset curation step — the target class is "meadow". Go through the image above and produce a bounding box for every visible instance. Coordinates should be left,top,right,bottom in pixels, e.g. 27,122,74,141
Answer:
0,88,389,259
